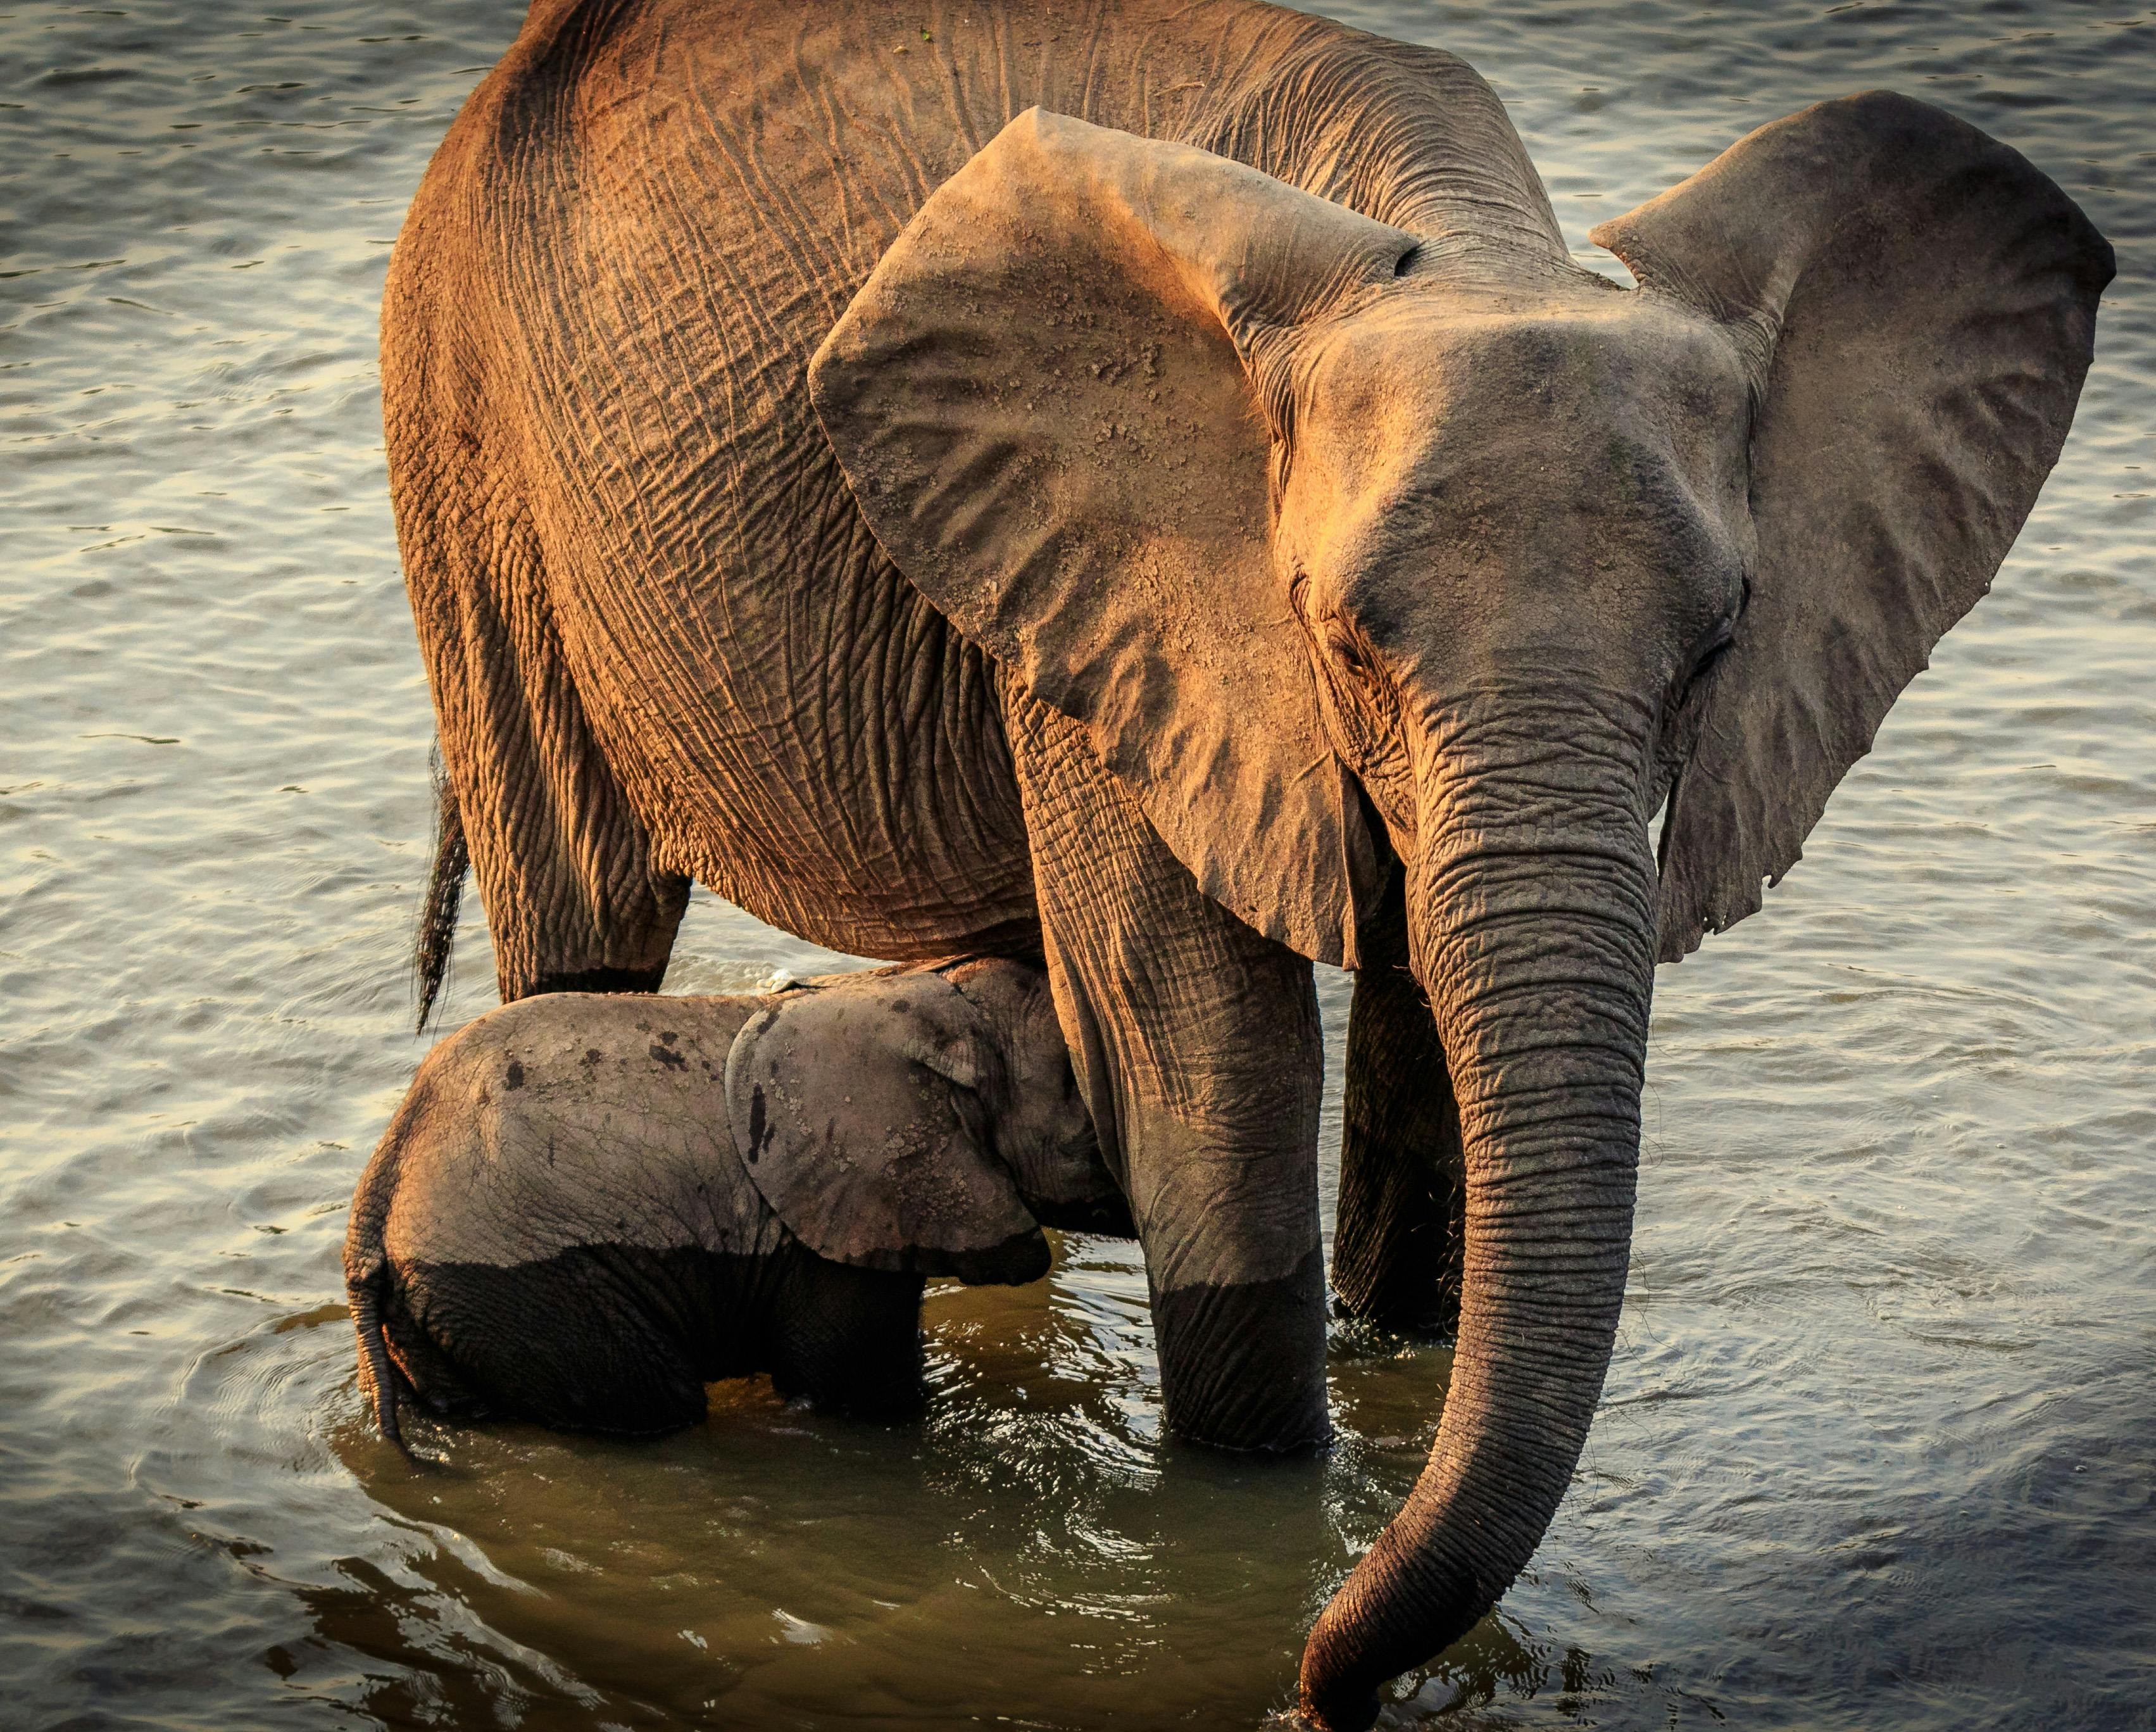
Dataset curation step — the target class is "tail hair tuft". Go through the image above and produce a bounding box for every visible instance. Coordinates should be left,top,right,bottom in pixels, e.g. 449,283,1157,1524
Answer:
413,745,467,1034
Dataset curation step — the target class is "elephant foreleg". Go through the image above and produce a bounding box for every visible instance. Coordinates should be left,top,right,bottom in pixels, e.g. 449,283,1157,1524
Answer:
1003,691,1327,1452
1331,869,1466,1338
772,1258,928,1421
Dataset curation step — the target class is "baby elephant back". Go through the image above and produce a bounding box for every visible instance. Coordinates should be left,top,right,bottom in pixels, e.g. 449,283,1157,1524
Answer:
349,991,797,1438
382,993,777,1276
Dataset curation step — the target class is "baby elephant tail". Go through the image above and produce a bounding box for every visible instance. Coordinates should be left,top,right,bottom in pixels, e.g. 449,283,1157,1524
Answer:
347,1257,410,1454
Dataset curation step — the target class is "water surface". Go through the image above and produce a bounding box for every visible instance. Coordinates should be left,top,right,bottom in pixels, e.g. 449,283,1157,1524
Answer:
3,1,2152,1726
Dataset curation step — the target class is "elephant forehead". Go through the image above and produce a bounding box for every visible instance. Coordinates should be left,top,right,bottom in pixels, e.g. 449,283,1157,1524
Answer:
1301,289,1752,509
1323,284,1745,405
1290,295,1754,655
382,995,781,1269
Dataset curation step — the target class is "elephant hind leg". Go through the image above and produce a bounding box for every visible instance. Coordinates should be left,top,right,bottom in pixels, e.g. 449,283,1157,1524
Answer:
385,222,686,1013
370,1263,491,1425
394,416,687,1011
1331,867,1465,1338
399,1248,711,1437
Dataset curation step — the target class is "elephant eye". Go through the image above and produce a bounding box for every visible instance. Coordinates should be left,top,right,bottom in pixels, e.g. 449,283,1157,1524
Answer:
1681,615,1736,696
1327,617,1374,681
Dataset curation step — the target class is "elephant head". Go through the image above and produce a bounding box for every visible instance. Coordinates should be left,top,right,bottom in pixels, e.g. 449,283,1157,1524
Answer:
724,960,1127,1285
809,98,2109,1728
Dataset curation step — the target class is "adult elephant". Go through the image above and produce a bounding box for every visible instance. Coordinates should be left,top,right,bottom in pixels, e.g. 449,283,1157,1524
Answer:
381,1,2109,1723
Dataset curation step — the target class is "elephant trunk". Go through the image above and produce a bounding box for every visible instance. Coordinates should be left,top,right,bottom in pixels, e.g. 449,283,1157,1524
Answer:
1301,687,1658,1730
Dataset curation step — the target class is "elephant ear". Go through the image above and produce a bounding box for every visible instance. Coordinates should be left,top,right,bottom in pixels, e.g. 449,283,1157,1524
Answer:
724,971,1050,1286
809,107,1417,968
1589,92,2112,962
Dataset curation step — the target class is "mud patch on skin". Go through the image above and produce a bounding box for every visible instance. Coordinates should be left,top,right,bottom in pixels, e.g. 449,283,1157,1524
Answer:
505,1060,525,1090
649,1043,687,1070
745,1085,768,1160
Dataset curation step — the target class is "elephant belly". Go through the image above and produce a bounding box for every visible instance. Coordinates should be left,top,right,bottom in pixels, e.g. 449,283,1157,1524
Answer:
384,1243,778,1436
557,530,1042,964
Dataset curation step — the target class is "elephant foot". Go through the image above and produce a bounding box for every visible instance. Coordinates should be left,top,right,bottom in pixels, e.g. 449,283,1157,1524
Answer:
1152,1249,1329,1452
526,963,669,996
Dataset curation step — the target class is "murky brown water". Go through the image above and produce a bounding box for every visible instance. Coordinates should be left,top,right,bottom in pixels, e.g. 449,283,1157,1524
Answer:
3,2,2152,1726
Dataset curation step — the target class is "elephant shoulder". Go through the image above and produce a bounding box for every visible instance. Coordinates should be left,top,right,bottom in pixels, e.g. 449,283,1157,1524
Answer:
1198,12,1565,260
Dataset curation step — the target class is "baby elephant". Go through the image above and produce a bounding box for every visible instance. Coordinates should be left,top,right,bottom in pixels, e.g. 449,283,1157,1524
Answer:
344,957,1127,1446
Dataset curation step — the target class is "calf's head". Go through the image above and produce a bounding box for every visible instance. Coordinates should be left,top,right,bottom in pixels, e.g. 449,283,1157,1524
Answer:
724,961,1119,1284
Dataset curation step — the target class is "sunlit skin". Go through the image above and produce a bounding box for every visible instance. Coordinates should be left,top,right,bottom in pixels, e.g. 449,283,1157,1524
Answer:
3,0,2139,1726
1277,280,1757,863
382,3,2108,1719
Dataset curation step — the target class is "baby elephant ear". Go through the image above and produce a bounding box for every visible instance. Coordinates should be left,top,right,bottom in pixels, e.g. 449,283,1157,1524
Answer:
724,972,1050,1286
937,957,1129,1236
1591,92,2112,960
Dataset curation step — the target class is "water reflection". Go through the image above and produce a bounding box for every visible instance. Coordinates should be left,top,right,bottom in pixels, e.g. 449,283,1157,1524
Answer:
317,1238,1374,1728
220,1234,1713,1729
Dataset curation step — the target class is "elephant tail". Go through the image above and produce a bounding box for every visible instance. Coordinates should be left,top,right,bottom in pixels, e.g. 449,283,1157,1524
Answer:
413,745,467,1034
348,1257,410,1454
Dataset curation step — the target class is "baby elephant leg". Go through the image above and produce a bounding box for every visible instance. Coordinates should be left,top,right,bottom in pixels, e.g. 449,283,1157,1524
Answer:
395,1246,712,1436
770,1253,927,1420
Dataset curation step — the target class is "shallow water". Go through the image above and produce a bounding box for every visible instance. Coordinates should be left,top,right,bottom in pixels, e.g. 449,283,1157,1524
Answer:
2,1,2151,1726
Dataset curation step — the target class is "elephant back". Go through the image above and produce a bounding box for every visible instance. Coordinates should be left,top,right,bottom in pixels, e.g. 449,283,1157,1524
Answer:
375,993,784,1277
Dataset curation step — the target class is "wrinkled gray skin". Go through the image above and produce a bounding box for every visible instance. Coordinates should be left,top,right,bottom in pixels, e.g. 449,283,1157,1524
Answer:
380,1,2110,1722
345,958,1129,1444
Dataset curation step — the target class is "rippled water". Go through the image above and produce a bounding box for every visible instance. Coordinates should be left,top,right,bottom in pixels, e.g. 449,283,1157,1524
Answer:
3,2,2151,1726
